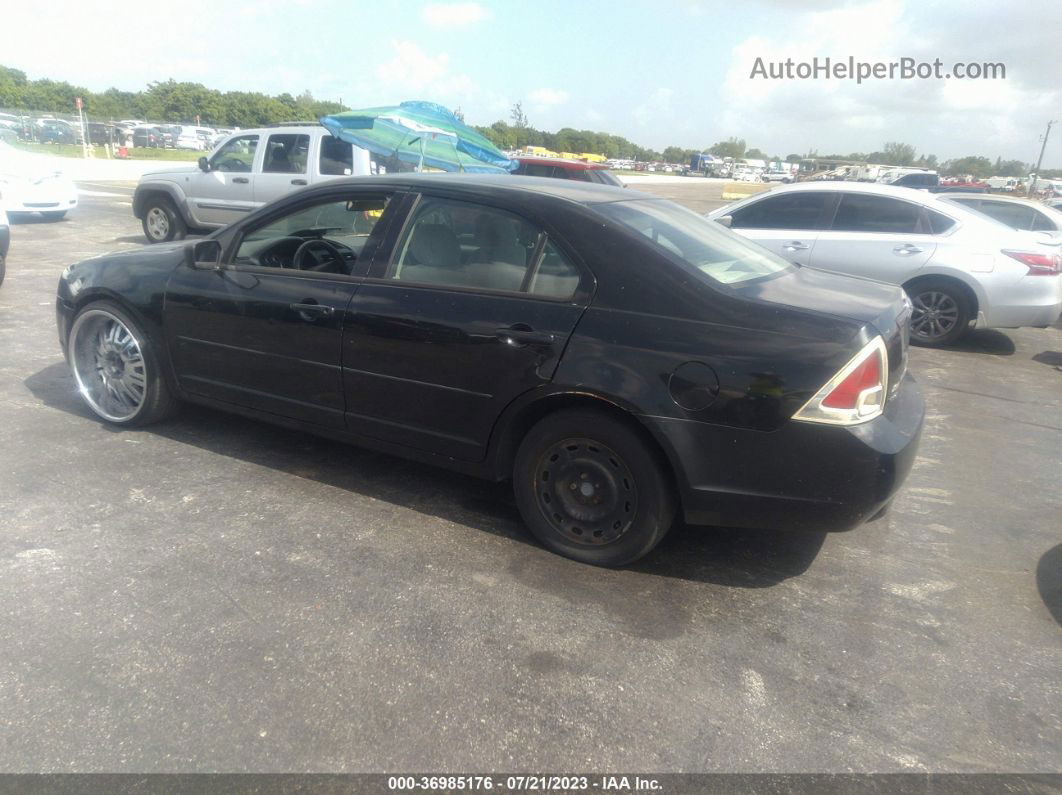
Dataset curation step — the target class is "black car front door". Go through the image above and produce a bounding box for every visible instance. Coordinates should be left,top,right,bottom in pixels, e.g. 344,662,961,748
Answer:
164,190,397,428
341,194,591,461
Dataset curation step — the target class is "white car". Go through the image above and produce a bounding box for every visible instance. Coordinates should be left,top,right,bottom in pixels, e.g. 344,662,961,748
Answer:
937,193,1062,240
0,142,78,220
707,181,1062,346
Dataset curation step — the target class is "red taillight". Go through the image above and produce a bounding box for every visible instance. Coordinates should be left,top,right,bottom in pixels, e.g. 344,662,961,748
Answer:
793,337,888,425
1002,249,1062,275
821,353,881,409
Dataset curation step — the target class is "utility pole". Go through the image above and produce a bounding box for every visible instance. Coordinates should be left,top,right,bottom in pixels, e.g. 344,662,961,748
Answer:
1027,120,1054,197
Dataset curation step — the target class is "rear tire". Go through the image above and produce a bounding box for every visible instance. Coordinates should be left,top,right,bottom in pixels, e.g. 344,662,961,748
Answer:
905,279,971,347
513,408,675,567
0,254,5,288
141,197,186,244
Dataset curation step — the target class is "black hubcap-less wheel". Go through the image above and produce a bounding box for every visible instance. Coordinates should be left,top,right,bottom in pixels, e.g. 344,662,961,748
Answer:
534,437,638,545
910,290,960,341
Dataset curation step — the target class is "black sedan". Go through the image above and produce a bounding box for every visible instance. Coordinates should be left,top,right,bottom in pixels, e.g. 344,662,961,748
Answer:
56,175,924,566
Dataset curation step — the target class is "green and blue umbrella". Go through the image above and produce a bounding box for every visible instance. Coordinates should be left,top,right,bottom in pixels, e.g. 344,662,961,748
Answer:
319,101,515,174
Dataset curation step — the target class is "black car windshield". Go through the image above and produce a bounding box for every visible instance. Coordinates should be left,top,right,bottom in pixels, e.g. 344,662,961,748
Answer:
595,199,795,285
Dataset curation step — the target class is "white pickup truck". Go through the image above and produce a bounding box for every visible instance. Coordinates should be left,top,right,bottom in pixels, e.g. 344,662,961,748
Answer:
133,124,372,243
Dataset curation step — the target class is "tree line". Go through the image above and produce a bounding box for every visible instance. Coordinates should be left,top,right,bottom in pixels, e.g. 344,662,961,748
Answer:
2,66,1055,178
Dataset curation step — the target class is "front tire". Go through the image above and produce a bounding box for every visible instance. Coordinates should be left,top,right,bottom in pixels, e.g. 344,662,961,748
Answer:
42,211,67,221
142,198,186,244
67,300,178,426
0,254,5,287
906,280,971,347
514,409,676,567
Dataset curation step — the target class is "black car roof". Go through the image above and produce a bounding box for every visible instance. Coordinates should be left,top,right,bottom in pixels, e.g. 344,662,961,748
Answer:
308,173,655,206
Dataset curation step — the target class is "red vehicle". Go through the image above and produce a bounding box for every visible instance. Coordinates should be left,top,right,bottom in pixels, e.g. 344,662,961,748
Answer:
512,156,625,187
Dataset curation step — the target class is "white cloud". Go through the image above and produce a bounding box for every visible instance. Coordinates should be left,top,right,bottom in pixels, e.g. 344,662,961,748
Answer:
529,88,569,107
421,2,491,28
715,0,1061,161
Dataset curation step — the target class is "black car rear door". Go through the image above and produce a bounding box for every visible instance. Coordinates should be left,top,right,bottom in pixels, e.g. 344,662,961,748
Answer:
341,192,591,461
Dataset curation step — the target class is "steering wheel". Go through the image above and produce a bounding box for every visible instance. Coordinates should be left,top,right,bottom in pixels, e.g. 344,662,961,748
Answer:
293,239,349,272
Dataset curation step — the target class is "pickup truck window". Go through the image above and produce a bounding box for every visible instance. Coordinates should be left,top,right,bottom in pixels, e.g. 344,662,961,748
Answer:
320,136,354,176
263,133,309,174
210,135,259,173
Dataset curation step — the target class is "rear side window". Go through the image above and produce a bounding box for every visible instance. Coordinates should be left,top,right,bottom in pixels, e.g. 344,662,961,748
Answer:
320,136,354,175
518,162,555,178
831,194,921,234
729,192,832,230
979,200,1037,231
263,134,309,174
390,198,579,299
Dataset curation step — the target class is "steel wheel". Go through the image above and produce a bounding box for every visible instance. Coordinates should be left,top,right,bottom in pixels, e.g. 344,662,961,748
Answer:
144,206,170,241
69,309,148,422
534,437,639,546
910,289,961,342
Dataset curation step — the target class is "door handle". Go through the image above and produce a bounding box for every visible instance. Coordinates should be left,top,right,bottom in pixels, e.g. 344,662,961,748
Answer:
232,177,249,184
495,326,555,346
782,241,809,251
893,244,923,255
290,302,335,320
291,178,308,186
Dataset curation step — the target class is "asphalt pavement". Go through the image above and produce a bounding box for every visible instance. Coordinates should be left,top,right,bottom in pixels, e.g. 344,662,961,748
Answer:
0,181,1059,773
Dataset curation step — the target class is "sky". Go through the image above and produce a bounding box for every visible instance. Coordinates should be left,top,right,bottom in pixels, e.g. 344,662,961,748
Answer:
2,0,1060,166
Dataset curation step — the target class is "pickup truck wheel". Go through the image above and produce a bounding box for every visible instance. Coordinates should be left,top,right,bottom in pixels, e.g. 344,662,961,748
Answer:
142,198,186,244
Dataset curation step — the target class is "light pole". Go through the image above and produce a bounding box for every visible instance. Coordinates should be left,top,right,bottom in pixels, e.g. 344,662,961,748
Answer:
1027,120,1054,197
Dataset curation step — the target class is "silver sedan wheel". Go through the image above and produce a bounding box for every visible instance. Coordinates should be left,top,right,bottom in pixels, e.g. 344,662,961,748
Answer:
69,309,148,422
910,290,960,341
145,206,170,241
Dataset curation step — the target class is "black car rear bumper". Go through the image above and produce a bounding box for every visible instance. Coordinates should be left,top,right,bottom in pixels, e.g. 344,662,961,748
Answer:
645,373,924,533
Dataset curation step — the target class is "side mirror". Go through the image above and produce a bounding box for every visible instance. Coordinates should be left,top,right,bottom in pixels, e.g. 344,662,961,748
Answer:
185,239,222,270
716,215,733,228
197,156,210,172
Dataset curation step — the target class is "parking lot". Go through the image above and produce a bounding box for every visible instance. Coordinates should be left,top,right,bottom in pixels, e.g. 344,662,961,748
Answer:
0,180,1060,773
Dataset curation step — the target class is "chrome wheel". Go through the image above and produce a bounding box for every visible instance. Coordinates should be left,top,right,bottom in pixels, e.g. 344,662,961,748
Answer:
145,206,170,241
910,290,960,342
69,309,148,422
534,437,638,546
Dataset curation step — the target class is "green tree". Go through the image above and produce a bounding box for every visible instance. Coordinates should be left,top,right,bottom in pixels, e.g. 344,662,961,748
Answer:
942,156,994,178
708,137,746,159
882,141,917,166
510,101,528,129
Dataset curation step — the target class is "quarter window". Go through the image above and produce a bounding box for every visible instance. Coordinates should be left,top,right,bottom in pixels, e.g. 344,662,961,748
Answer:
729,192,832,230
320,136,354,176
263,134,309,174
209,135,259,172
831,194,921,234
927,210,956,234
390,198,579,298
